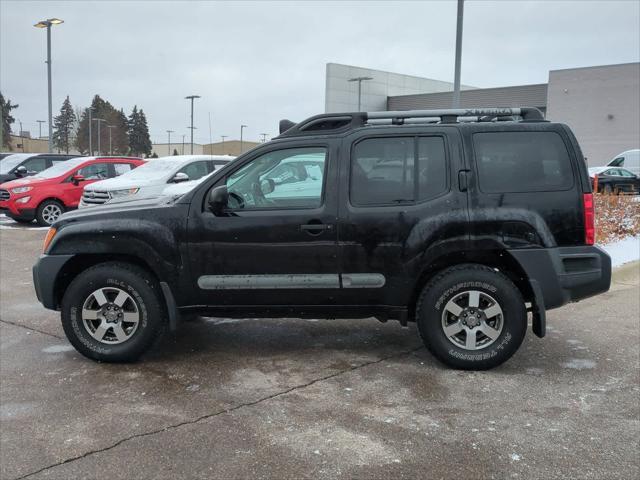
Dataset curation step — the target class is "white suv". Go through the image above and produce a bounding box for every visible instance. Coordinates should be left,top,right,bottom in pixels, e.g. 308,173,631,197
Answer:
80,155,234,208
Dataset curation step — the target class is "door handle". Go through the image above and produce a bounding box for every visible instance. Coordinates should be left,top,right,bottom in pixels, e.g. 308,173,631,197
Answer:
458,170,469,192
301,223,332,234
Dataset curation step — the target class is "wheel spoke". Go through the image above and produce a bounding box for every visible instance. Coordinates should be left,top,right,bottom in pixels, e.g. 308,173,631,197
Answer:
480,323,501,340
93,322,109,341
92,289,108,306
483,304,502,319
444,300,463,318
122,311,139,324
467,290,480,308
444,321,463,337
465,330,477,349
82,308,100,320
113,290,129,307
112,324,128,342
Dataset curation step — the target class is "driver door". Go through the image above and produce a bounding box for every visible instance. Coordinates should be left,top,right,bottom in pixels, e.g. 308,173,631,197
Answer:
187,141,341,308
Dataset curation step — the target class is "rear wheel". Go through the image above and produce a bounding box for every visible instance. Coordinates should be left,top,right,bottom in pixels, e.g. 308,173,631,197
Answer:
36,199,64,226
61,262,166,362
416,264,527,370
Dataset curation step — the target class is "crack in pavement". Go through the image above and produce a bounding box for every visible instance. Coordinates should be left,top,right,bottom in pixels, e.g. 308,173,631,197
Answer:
0,318,64,340
13,345,424,480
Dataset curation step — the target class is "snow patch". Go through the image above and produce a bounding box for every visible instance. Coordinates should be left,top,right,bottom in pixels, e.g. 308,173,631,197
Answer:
600,235,640,267
562,358,597,370
42,345,75,353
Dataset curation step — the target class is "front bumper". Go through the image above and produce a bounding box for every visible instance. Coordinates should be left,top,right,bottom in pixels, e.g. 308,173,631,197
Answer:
508,245,612,310
33,254,74,310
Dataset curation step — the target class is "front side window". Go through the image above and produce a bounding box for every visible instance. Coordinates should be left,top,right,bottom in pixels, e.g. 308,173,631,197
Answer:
225,147,326,209
178,161,209,181
22,157,48,173
473,131,573,193
350,136,448,206
77,162,110,180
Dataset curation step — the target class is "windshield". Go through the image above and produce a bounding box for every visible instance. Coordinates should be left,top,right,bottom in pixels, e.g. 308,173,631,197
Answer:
0,154,33,174
33,157,88,179
120,159,182,181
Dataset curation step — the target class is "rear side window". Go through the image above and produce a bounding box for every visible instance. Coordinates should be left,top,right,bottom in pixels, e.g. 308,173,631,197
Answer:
351,136,448,206
609,157,624,167
114,163,133,176
473,132,573,193
22,157,48,173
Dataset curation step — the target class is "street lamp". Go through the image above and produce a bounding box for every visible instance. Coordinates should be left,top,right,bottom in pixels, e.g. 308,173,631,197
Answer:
34,17,64,153
166,130,174,156
452,0,465,108
182,134,186,155
240,125,247,153
107,125,115,155
260,133,268,143
185,95,200,154
220,135,227,154
348,76,373,111
92,118,106,154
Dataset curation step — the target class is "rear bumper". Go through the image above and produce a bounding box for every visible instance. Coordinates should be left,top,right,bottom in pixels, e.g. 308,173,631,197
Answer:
33,254,74,310
508,245,611,310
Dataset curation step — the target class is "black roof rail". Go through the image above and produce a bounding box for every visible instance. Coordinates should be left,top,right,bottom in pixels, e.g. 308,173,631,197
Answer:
276,107,545,138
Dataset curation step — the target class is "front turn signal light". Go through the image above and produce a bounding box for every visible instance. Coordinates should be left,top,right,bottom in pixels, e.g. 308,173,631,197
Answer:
43,227,57,254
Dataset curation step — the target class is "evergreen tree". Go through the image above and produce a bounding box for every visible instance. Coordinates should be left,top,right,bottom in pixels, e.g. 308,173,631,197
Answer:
128,106,152,156
76,95,130,155
52,96,76,153
173,148,178,156
1,92,18,150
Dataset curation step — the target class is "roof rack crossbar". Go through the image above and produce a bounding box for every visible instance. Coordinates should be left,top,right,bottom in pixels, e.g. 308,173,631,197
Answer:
366,107,544,121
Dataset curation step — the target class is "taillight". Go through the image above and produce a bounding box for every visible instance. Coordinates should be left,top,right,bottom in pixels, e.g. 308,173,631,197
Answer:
583,193,595,245
43,227,57,253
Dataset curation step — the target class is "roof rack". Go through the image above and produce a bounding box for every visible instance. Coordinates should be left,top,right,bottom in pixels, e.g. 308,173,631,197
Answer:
277,107,545,137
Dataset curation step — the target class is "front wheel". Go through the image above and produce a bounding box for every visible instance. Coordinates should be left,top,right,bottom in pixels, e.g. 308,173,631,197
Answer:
36,199,64,226
416,264,527,370
61,262,166,362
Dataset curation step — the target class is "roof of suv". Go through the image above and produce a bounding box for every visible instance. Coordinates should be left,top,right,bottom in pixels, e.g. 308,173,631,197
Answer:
277,107,547,139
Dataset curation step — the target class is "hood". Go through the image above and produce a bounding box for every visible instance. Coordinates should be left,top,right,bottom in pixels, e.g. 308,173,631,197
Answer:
84,176,154,191
0,176,52,189
0,173,18,184
58,195,175,223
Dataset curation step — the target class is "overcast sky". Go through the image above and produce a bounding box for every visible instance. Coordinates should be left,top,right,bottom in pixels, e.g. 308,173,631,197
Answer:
1,0,639,145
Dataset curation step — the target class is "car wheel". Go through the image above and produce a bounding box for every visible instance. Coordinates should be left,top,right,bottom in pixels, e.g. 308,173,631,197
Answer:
416,264,527,370
36,199,64,226
61,262,166,362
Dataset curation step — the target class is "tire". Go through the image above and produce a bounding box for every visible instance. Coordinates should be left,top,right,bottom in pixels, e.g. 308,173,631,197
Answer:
61,262,166,362
416,264,527,370
36,199,64,226
8,216,33,224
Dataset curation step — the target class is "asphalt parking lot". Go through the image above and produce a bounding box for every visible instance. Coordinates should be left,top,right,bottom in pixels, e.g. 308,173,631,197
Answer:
1,215,638,480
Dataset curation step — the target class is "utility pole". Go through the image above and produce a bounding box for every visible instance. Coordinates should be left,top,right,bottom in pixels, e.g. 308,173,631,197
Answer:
452,0,465,108
185,95,200,155
37,120,46,139
88,107,93,156
221,135,227,154
348,76,373,111
260,133,268,143
34,18,63,153
107,125,115,155
166,129,174,156
182,134,186,155
240,125,247,153
92,118,106,154
208,112,213,154
18,120,25,152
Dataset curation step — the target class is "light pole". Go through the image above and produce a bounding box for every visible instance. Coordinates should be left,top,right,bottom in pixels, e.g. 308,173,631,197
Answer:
185,95,200,154
240,125,247,153
452,0,465,108
348,76,373,111
107,125,115,155
34,18,63,153
220,135,227,154
87,106,94,155
18,120,25,152
92,118,106,154
37,120,46,139
260,133,268,143
166,130,174,156
182,134,186,155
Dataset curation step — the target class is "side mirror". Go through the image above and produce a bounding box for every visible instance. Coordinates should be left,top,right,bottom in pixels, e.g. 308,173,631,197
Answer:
72,174,85,185
15,165,28,176
172,172,190,183
208,185,229,215
260,178,275,195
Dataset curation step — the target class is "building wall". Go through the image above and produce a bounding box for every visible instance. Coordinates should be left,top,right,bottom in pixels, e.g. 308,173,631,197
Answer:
546,63,640,166
325,63,475,113
7,135,53,154
152,142,204,157
388,83,548,115
203,140,261,156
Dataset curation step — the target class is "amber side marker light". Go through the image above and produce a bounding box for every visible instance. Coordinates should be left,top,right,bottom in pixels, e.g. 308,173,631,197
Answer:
43,227,57,253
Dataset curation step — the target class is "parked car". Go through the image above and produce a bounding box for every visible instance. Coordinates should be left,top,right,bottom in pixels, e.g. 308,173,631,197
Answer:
79,155,234,208
604,149,640,175
589,166,640,194
0,156,144,225
0,153,80,183
0,153,14,161
33,107,611,370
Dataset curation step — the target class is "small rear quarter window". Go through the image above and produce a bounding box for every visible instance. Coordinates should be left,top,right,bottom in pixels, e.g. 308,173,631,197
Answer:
473,131,574,193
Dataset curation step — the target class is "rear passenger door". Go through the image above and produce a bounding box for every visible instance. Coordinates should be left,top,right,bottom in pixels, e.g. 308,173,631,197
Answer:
336,128,468,308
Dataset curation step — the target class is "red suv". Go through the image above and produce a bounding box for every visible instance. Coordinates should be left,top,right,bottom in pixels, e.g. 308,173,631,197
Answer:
0,156,144,226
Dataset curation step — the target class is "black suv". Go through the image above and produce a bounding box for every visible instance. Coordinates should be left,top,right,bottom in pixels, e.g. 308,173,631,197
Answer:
33,108,611,370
